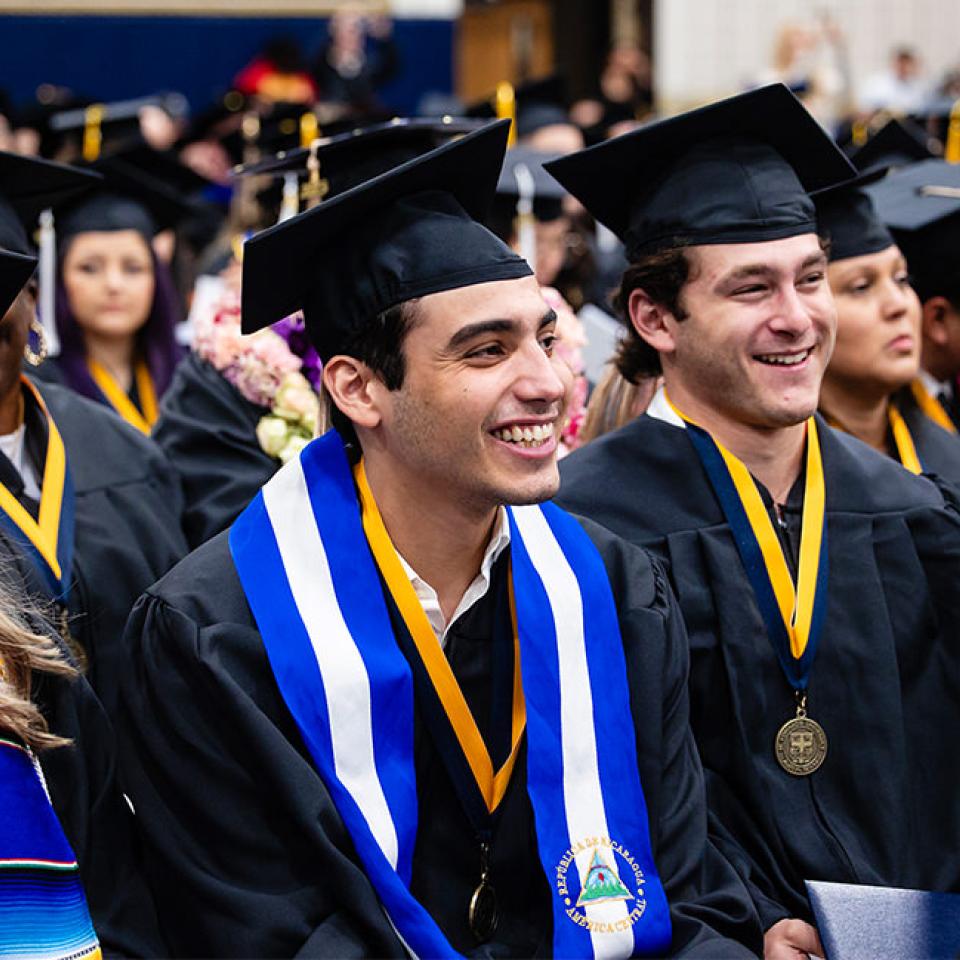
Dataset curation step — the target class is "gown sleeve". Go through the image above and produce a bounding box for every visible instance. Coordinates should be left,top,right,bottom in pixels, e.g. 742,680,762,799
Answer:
116,570,405,958
35,668,166,958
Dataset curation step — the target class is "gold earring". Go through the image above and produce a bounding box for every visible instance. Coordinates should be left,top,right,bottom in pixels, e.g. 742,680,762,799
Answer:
23,318,48,367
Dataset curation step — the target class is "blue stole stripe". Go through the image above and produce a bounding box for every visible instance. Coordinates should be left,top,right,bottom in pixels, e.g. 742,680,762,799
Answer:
230,432,670,958
684,423,827,690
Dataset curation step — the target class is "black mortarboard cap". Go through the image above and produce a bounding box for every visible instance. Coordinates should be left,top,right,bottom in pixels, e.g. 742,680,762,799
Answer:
234,117,487,196
57,154,202,242
812,168,894,262
495,145,566,222
0,247,39,317
544,84,856,259
851,118,935,173
513,75,571,140
0,150,101,254
241,119,532,358
865,158,960,297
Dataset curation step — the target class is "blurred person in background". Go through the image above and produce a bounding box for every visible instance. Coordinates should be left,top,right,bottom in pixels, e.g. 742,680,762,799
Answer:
860,46,930,116
815,174,960,483
233,36,318,105
0,154,187,718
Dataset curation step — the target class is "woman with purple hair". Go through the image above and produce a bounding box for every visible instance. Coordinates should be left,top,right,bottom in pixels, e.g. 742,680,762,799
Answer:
37,167,186,435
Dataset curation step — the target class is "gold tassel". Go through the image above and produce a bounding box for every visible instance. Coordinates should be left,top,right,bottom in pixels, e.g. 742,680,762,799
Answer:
495,81,517,147
945,98,960,164
82,103,105,162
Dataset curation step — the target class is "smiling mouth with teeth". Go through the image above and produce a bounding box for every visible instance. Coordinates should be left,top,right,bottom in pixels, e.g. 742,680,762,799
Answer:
493,422,555,447
755,347,813,366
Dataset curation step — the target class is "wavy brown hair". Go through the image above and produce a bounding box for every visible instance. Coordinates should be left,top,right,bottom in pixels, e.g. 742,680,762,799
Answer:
0,597,75,751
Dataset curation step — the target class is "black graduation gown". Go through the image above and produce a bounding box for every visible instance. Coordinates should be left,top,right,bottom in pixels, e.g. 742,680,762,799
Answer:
557,413,960,932
152,351,277,549
898,388,960,486
29,654,165,956
11,379,188,716
117,519,762,958
33,357,154,427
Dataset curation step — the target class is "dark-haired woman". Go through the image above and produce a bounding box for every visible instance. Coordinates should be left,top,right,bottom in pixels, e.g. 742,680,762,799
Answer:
815,177,960,485
39,194,183,435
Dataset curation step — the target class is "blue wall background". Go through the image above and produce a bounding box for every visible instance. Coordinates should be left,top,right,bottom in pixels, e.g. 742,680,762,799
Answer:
0,15,455,116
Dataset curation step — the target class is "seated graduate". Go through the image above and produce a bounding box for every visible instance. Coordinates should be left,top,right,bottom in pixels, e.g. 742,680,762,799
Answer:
0,249,163,958
153,118,493,549
549,85,960,959
118,120,762,958
864,158,960,431
34,157,188,435
813,172,960,483
0,151,188,716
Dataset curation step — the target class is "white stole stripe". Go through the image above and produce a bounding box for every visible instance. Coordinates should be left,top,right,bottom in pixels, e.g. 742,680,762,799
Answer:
510,505,634,960
263,457,400,869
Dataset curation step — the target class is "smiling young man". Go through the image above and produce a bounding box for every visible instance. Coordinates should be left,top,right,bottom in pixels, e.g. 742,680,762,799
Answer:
117,121,761,957
551,85,960,959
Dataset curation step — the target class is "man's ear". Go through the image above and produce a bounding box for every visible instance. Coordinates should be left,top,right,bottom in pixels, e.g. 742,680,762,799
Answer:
921,296,953,345
627,287,679,356
322,355,383,430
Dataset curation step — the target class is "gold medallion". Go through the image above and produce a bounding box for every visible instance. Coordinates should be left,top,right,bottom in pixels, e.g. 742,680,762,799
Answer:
775,715,828,776
469,880,497,942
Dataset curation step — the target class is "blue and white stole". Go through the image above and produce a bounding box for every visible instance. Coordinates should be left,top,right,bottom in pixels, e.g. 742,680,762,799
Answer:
0,737,101,959
230,431,672,958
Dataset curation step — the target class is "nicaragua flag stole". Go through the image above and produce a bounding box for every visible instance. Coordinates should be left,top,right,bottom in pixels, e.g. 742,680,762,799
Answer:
229,431,671,958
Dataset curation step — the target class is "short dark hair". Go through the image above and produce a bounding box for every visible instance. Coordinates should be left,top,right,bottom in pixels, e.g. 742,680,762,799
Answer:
610,245,693,381
326,299,419,444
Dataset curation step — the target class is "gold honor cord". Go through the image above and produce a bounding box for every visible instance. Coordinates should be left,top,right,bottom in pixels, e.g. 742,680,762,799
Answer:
887,404,923,474
909,379,958,435
0,377,69,581
665,393,826,661
87,359,158,435
354,459,525,814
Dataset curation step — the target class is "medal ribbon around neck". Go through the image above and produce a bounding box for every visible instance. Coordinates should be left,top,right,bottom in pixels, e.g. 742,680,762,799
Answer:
354,458,525,815
909,379,957,435
887,403,923,475
665,392,828,688
0,377,75,600
87,358,158,435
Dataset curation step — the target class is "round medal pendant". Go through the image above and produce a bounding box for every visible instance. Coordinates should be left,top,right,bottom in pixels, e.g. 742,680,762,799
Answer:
469,881,498,942
775,715,828,776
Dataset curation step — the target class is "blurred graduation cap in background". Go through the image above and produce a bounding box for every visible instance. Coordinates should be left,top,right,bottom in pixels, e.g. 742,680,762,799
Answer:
241,119,531,361
0,150,101,350
865,157,960,300
850,117,936,173
545,83,856,258
488,145,565,267
232,116,488,225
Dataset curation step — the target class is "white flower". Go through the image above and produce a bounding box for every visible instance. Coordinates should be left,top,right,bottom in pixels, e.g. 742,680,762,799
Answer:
278,433,311,463
256,415,290,458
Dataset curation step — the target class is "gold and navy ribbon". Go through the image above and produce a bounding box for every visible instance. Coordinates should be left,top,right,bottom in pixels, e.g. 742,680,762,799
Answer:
909,379,957,435
356,459,525,817
0,378,74,600
86,358,158,435
667,394,829,690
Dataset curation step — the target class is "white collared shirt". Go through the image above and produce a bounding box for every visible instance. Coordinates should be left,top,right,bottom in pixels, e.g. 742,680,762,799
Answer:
397,507,511,647
918,368,951,401
645,385,684,427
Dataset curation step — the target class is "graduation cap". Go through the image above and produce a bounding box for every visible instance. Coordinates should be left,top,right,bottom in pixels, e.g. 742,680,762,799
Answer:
864,158,960,298
0,150,102,254
812,168,894,262
851,118,936,173
57,154,203,243
241,118,532,360
544,83,856,259
0,247,39,317
466,75,572,141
